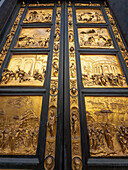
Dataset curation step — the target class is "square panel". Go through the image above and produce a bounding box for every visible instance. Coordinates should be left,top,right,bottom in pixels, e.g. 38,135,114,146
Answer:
23,8,53,23
78,27,114,48
0,54,48,86
76,9,105,23
0,96,43,155
15,28,51,48
80,54,127,87
85,96,128,157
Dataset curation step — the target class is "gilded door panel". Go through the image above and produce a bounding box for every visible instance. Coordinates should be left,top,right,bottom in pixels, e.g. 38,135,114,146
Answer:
23,9,53,23
78,27,114,49
76,9,105,24
80,54,127,87
15,28,51,48
0,96,43,155
85,96,128,157
0,54,48,86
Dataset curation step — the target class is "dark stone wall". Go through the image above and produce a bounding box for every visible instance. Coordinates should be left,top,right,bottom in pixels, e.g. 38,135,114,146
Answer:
0,0,17,40
107,0,128,48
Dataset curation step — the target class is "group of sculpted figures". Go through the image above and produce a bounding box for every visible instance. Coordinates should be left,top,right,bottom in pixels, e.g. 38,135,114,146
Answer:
88,123,128,156
16,35,50,48
1,68,46,84
79,29,113,48
82,73,126,86
0,110,39,154
77,11,104,23
23,10,52,23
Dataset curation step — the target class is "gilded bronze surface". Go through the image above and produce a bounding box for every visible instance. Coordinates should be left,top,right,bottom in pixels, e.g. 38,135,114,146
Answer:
0,8,24,68
15,28,51,48
105,8,128,69
75,3,100,6
28,3,54,7
0,54,48,86
23,9,53,23
76,9,105,23
68,8,82,169
80,54,127,87
78,28,114,49
0,96,42,155
44,8,61,169
85,96,128,157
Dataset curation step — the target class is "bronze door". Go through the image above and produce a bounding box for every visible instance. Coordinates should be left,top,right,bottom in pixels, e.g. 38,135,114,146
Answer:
0,1,128,170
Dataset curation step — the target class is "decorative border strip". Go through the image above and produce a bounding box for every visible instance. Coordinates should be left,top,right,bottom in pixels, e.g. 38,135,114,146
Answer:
105,8,128,69
44,7,61,170
0,8,24,68
68,7,82,170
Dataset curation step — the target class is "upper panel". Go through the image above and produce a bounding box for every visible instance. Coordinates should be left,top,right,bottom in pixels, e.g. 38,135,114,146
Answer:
80,54,127,87
76,8,105,24
23,8,53,23
78,27,114,49
15,28,51,48
0,54,48,86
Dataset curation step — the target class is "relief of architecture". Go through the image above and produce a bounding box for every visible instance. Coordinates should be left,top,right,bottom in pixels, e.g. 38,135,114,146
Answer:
76,9,105,23
23,9,53,23
85,97,128,157
15,28,51,48
78,28,114,48
80,55,127,87
0,54,48,86
0,96,42,155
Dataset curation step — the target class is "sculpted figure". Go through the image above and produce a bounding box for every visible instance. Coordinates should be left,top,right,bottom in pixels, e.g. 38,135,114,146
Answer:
47,110,56,137
72,111,79,136
104,124,114,150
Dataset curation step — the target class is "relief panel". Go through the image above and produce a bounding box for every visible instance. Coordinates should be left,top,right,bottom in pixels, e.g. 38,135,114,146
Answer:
0,54,48,86
80,54,127,87
15,28,51,48
76,9,105,24
78,28,114,49
85,97,128,157
23,9,53,23
0,96,42,155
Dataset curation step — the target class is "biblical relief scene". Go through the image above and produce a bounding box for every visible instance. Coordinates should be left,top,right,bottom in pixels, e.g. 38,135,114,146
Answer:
85,97,128,157
23,9,53,23
15,28,51,48
78,28,114,48
0,54,48,86
0,96,42,155
80,55,127,87
76,9,105,23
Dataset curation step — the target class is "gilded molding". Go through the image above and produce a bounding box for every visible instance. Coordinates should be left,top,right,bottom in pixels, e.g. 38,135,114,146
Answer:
105,8,128,69
68,8,82,169
44,7,61,170
0,8,24,68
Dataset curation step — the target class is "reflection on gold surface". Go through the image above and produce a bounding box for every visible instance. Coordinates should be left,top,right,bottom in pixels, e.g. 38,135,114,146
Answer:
23,9,53,23
76,9,105,23
15,28,51,48
80,55,127,87
78,28,114,48
0,54,48,86
0,96,42,155
85,97,128,157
